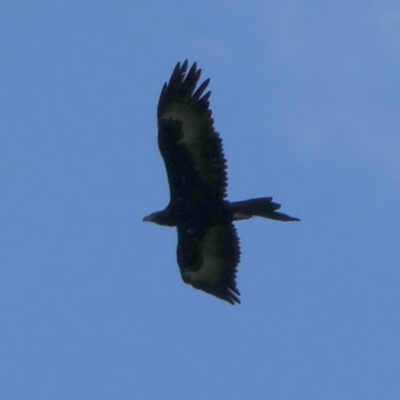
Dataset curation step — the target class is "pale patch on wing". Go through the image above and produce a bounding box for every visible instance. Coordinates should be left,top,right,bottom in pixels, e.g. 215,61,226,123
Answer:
181,224,228,286
162,103,212,185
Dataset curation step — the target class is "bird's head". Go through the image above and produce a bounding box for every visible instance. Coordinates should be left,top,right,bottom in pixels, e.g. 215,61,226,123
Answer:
143,212,158,223
143,209,175,227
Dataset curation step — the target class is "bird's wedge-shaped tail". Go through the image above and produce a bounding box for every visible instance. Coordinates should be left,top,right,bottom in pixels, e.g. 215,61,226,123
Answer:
230,197,300,222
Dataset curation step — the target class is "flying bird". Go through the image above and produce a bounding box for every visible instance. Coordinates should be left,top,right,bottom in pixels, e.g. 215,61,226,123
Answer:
143,60,299,304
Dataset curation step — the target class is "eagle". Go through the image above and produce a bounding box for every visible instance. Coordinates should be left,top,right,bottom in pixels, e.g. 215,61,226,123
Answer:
143,60,299,305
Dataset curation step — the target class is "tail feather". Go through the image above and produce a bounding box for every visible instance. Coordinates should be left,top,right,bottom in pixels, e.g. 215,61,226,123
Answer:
230,197,300,222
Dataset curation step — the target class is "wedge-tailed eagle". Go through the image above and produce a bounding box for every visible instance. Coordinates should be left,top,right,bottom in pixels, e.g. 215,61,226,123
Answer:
143,60,299,304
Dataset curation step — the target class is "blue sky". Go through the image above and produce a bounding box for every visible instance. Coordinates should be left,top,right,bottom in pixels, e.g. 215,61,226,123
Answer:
1,1,400,399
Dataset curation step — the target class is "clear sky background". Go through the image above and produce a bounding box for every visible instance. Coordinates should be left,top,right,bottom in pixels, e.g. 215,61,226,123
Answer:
1,1,399,399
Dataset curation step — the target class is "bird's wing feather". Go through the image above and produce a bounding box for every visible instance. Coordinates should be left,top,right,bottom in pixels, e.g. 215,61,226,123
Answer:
157,61,228,203
177,222,241,305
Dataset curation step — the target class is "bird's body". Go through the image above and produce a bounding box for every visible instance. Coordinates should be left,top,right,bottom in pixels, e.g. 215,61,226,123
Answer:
144,61,299,304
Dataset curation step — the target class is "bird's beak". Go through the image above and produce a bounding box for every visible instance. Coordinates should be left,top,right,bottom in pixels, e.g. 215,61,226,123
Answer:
143,214,153,222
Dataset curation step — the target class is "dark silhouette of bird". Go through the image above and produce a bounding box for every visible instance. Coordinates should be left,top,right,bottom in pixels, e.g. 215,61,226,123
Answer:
143,60,299,304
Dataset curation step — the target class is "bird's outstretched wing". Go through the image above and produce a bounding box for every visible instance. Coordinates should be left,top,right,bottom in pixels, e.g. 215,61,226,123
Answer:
177,222,241,305
157,60,228,205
